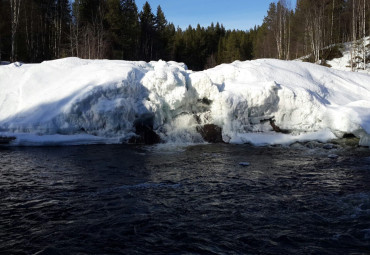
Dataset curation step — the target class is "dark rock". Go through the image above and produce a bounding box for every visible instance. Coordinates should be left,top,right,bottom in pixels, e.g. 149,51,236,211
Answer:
328,154,339,159
239,162,250,166
323,144,334,150
196,124,223,143
128,114,160,145
305,142,316,149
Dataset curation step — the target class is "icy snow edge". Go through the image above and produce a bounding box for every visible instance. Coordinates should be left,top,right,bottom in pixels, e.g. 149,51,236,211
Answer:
0,57,370,147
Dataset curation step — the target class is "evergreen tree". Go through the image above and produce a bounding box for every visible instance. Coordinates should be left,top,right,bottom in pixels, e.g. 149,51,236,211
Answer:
106,0,123,58
121,0,140,60
1,0,367,70
0,0,11,62
164,22,176,59
56,0,72,58
105,0,140,59
153,5,167,59
139,1,155,61
155,5,166,31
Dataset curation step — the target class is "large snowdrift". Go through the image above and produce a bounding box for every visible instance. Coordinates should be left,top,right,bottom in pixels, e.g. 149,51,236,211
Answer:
1,57,370,146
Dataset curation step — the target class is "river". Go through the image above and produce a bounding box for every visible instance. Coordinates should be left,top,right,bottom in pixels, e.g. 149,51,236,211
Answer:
1,142,370,254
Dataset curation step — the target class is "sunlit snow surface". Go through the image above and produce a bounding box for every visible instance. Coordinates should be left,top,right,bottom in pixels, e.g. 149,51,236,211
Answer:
1,57,370,146
327,37,370,74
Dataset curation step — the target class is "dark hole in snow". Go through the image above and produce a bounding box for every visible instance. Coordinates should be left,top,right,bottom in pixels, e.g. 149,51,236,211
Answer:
343,133,356,138
198,97,212,105
196,124,223,143
128,113,160,145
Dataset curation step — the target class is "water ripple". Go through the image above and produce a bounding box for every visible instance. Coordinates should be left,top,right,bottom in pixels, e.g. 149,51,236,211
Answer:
0,144,369,254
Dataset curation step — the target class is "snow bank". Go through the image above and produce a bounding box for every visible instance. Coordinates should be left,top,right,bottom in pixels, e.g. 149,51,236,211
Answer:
327,36,370,73
1,57,370,146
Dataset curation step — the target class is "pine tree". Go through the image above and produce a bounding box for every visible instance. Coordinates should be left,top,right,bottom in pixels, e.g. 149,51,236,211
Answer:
164,22,176,59
139,1,155,61
55,0,72,58
154,5,167,60
106,0,124,58
74,0,107,59
0,0,11,62
155,5,167,31
10,0,22,62
121,0,140,60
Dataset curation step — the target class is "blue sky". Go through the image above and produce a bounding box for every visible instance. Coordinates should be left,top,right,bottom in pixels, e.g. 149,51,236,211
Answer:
135,0,297,31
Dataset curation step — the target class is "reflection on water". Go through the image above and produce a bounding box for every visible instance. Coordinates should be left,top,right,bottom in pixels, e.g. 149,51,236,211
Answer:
0,144,370,254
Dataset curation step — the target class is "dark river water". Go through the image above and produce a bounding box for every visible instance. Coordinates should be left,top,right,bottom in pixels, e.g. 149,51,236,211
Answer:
1,142,370,254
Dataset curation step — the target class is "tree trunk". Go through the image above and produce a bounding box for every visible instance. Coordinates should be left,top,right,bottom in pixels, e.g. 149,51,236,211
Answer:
0,35,2,62
330,0,335,45
363,0,366,70
70,23,74,56
286,12,291,60
351,0,356,72
10,0,22,62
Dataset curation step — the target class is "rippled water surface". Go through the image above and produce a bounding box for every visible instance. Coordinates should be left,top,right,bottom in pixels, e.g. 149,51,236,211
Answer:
1,143,370,254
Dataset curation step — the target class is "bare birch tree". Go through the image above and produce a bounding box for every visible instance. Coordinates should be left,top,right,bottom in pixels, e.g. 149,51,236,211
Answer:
330,0,335,45
10,0,21,62
351,0,356,71
362,0,366,70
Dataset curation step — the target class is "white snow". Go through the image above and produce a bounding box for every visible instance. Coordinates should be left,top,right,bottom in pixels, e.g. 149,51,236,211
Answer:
229,129,337,146
327,37,370,74
1,57,370,147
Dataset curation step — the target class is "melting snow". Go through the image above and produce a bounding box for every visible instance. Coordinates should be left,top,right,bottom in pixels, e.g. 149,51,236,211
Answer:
1,57,370,146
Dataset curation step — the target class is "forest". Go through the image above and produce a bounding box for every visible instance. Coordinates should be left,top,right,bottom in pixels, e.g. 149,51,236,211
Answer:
0,0,369,70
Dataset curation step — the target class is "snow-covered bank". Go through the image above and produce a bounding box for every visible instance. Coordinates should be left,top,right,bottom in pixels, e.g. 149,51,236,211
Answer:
1,57,370,146
327,36,370,73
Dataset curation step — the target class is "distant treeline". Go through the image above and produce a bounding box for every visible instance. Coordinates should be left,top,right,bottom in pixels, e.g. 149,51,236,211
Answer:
0,0,369,70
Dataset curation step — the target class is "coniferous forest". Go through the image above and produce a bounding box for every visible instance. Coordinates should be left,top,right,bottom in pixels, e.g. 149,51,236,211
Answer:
0,0,369,70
